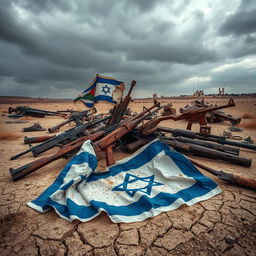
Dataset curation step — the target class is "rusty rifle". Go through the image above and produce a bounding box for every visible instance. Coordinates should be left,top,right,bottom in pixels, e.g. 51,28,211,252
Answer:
48,108,97,133
10,102,162,180
188,157,256,191
8,106,67,118
10,115,110,160
140,99,235,135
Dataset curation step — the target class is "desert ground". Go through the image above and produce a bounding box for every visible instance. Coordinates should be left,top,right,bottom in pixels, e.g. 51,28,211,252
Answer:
0,96,255,256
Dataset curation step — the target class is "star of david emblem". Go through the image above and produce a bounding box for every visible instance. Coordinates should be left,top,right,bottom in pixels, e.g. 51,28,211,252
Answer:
112,173,163,197
102,84,111,95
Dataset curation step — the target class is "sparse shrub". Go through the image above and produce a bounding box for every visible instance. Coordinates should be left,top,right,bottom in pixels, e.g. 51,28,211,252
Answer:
241,113,254,119
0,133,21,140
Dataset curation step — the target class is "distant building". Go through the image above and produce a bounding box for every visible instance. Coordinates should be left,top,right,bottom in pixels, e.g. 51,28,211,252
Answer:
153,93,158,99
193,90,204,97
218,88,225,95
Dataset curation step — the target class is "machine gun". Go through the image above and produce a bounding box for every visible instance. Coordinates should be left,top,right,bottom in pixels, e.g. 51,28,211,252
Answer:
48,107,97,133
10,115,110,160
10,102,162,181
107,80,136,125
140,99,235,135
8,106,67,118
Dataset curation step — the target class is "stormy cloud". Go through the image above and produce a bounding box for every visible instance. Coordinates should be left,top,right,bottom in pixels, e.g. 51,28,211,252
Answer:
0,0,255,99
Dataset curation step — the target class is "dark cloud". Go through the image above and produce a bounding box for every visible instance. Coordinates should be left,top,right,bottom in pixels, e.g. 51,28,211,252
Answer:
219,0,256,36
0,0,255,98
219,9,256,36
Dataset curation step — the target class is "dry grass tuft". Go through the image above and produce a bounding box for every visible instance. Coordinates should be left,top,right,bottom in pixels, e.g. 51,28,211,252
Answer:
239,118,256,129
20,116,33,120
241,113,254,119
0,133,22,140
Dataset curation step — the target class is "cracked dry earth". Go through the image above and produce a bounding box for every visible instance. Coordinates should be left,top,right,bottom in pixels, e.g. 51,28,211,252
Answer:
0,98,256,256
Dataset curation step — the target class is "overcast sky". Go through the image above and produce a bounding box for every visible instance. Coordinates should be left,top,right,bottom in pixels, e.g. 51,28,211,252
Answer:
0,0,255,98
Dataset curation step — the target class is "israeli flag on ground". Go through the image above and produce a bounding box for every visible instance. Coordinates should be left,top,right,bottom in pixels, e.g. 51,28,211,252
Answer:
27,139,222,223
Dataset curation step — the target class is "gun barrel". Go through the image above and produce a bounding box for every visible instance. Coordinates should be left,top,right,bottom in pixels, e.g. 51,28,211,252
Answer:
157,126,256,151
122,137,153,153
175,136,240,155
161,138,252,167
194,98,235,115
10,122,117,180
48,118,74,133
188,157,256,190
197,135,256,150
10,153,60,180
10,148,32,160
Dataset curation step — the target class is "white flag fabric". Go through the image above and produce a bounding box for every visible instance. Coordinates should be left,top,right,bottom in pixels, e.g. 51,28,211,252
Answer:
27,139,222,223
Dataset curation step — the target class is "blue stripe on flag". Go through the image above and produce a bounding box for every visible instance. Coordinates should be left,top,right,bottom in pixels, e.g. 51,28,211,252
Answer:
94,95,116,104
87,140,164,182
28,139,221,222
43,174,217,220
96,77,123,85
30,150,97,211
80,101,94,108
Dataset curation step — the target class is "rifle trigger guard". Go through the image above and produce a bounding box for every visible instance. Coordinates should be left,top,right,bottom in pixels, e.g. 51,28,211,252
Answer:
56,144,63,148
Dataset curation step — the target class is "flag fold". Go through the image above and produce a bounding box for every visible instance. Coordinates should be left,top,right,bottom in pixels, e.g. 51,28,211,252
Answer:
27,139,222,223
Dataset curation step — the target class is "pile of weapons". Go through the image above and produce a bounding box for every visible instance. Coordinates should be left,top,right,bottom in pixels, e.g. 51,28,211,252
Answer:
179,98,242,126
9,81,256,190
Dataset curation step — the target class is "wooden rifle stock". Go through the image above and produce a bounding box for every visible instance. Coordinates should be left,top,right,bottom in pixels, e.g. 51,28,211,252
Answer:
94,101,162,166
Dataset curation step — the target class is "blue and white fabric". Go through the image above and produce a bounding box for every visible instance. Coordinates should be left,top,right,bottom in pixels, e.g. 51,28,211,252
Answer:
27,139,222,223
